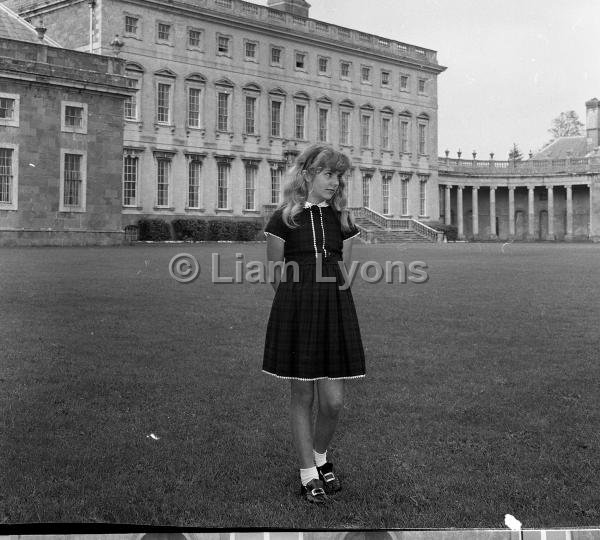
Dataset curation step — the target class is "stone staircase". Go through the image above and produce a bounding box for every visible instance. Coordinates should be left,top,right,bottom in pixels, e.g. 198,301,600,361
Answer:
353,215,437,243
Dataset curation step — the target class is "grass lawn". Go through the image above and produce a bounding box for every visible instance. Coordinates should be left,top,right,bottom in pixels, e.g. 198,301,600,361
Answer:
0,241,599,529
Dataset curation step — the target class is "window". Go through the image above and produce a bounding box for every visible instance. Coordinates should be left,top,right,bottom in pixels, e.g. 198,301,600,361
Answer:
188,87,202,128
123,154,138,207
157,22,171,41
295,104,305,140
0,147,15,207
418,78,426,94
271,100,282,137
362,173,371,207
217,161,230,209
381,117,391,150
60,151,86,211
217,92,230,132
0,95,18,125
156,83,172,124
381,173,391,214
381,70,390,87
156,157,171,207
188,28,202,48
318,56,329,75
245,40,257,60
124,77,139,120
295,52,306,69
217,35,231,55
270,165,283,204
125,15,138,34
318,108,329,142
271,46,282,66
400,74,409,91
400,174,409,215
188,159,202,208
61,101,87,133
340,61,350,79
245,162,257,210
419,175,428,216
361,66,371,83
400,119,410,153
245,96,257,135
418,123,427,154
340,110,351,145
360,113,372,147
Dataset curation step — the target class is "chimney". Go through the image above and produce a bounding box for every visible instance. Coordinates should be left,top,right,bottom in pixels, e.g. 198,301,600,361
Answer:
586,97,600,152
267,0,310,18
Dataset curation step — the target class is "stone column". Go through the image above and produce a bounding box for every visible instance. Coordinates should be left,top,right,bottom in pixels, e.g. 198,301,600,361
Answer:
457,186,464,239
445,185,452,225
547,186,554,240
472,186,479,239
527,185,535,240
489,187,497,239
508,187,515,238
565,185,573,240
588,183,593,239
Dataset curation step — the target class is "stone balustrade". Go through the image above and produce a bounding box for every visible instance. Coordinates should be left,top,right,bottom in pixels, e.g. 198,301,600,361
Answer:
438,156,600,176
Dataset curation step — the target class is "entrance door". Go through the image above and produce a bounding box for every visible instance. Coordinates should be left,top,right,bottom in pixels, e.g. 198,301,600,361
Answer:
539,210,548,240
514,210,525,239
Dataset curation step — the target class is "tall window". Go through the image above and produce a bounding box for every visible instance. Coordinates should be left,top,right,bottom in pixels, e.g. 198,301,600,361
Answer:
0,148,13,204
271,46,282,65
217,92,229,131
124,77,139,120
61,101,87,133
381,174,391,214
340,110,351,145
400,74,409,90
245,96,257,135
271,101,282,137
217,35,230,55
361,66,371,83
381,117,391,150
419,175,427,216
295,52,306,69
157,23,171,41
295,104,305,139
360,114,372,147
156,158,170,207
245,41,257,59
123,154,138,207
340,61,350,78
318,108,328,142
271,166,282,204
418,123,427,154
400,175,409,215
400,120,410,153
381,70,390,87
124,16,138,35
418,78,426,94
63,153,82,207
362,174,371,208
245,162,257,210
64,105,83,128
217,161,229,209
188,87,202,127
188,29,202,47
188,160,201,208
157,82,171,124
318,56,329,74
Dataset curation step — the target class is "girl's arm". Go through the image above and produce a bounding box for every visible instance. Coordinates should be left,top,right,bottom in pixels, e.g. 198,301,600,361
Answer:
266,234,285,292
342,237,354,271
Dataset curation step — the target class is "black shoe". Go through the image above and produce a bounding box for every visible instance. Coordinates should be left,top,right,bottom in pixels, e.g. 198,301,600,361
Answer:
317,462,341,493
300,478,329,504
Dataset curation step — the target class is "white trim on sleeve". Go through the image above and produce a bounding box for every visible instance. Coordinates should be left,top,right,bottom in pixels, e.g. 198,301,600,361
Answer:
264,231,286,242
343,230,361,241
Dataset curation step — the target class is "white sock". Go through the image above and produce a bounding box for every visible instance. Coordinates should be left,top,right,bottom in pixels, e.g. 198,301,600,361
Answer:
300,466,319,486
313,449,327,468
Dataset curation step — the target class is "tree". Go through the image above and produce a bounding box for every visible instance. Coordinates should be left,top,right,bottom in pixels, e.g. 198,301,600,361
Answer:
508,143,523,161
548,110,584,139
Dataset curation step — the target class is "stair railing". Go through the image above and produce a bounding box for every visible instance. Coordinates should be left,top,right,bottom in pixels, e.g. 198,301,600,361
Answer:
350,207,411,230
410,219,444,242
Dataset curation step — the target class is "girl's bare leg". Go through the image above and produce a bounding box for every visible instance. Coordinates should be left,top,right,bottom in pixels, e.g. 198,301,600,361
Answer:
313,379,345,454
290,380,316,468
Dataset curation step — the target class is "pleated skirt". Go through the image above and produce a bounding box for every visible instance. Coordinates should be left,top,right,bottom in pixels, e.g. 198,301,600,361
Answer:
263,259,366,380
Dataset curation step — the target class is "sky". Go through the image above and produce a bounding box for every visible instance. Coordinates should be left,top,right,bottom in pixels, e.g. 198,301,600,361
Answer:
255,0,600,159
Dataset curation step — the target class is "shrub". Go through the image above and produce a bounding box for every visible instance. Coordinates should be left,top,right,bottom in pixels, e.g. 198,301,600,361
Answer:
138,219,172,241
172,219,207,241
236,221,262,241
425,220,458,242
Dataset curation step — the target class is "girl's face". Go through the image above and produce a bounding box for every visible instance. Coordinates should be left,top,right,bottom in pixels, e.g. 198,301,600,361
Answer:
307,168,343,203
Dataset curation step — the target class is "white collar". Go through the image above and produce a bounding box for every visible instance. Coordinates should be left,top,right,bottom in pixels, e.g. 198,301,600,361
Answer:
304,201,329,209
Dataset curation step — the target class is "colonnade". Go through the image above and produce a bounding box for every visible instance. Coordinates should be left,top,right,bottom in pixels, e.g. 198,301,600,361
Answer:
441,182,594,241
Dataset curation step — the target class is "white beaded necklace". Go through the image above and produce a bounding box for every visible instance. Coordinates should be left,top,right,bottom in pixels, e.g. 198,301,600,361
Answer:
304,201,329,260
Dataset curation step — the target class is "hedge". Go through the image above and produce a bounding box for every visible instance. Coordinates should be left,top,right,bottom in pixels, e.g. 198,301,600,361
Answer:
137,218,263,242
424,220,459,241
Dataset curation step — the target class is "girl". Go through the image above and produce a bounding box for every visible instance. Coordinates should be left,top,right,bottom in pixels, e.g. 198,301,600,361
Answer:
263,143,366,504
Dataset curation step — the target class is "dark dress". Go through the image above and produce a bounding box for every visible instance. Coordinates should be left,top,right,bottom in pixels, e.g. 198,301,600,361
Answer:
263,203,366,380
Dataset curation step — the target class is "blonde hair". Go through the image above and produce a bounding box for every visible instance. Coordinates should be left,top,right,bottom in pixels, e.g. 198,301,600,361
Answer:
279,144,355,233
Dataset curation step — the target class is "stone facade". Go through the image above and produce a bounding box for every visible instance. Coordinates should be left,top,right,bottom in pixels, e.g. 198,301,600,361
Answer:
0,35,135,246
6,0,447,228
